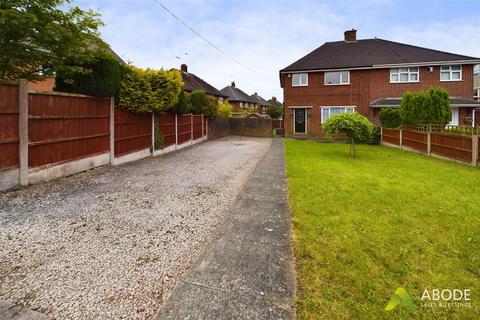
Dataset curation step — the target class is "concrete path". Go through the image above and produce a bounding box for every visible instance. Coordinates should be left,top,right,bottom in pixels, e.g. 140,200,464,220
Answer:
155,138,296,319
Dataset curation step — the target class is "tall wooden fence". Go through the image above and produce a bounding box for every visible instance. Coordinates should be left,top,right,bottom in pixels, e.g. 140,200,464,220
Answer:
381,125,479,166
0,80,207,191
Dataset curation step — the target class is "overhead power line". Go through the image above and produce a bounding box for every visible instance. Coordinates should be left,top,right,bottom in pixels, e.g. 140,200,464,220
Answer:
152,0,255,73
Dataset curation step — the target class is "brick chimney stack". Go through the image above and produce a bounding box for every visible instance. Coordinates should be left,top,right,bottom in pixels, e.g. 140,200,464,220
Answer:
231,81,236,87
344,29,357,42
181,64,188,72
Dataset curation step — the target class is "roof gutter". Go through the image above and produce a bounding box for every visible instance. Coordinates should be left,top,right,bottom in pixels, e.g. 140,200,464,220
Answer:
280,59,480,74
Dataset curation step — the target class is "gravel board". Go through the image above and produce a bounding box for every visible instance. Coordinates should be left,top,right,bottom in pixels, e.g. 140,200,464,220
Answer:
0,136,271,320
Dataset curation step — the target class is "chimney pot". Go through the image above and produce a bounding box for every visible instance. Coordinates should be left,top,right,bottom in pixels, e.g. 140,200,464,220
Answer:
272,96,277,102
344,29,357,42
181,64,188,72
231,81,235,87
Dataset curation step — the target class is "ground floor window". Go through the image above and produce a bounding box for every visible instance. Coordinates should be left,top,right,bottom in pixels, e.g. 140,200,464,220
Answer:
474,88,480,101
321,106,355,123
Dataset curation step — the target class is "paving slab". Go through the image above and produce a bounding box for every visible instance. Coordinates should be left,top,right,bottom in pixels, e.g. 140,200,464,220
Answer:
0,301,49,320
154,138,295,319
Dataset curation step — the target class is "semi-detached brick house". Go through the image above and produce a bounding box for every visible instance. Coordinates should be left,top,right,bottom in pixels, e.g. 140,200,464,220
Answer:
280,29,480,138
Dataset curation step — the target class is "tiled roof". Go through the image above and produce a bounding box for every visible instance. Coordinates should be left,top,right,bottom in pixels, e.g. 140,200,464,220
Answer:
181,71,227,98
250,93,273,107
220,84,257,103
281,38,480,72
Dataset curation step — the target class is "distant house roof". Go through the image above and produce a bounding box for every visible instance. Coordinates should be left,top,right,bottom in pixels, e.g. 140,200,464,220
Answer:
220,82,257,103
179,65,227,98
250,93,273,107
280,38,480,73
369,97,480,108
268,97,283,108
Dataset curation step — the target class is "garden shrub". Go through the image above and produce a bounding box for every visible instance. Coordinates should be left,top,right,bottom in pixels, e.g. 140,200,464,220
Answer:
190,90,218,118
400,88,451,125
217,101,233,119
119,66,182,113
323,113,376,157
55,51,124,97
379,108,402,128
266,106,283,119
169,91,192,114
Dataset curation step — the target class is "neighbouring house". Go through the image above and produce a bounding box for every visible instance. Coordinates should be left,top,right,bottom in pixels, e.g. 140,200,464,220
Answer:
179,64,228,101
280,29,480,138
250,92,273,114
268,96,284,109
220,82,258,115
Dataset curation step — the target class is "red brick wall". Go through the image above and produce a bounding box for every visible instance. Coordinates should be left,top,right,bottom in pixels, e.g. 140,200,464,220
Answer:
27,78,55,91
283,64,475,138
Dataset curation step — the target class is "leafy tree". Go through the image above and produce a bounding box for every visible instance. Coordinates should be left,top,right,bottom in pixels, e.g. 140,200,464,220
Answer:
54,51,124,97
266,106,283,119
119,66,183,113
169,91,192,114
190,90,218,118
0,0,104,80
323,113,375,158
400,88,451,125
217,101,233,119
379,108,402,128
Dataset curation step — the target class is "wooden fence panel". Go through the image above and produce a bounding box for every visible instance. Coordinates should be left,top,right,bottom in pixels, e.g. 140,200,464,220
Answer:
192,115,203,140
177,114,192,144
157,112,176,148
28,93,110,168
431,133,472,163
382,128,400,146
402,129,428,152
272,119,284,129
0,82,19,170
114,108,151,157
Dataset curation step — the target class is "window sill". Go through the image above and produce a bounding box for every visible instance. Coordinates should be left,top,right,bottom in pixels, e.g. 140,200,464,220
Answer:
324,83,350,86
389,81,420,84
440,79,462,82
292,84,308,87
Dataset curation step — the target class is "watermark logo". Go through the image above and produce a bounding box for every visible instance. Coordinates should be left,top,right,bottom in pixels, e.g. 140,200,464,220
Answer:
385,287,416,312
420,289,472,308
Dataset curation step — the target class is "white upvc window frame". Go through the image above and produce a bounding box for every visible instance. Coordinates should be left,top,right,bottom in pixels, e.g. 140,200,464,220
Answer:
292,73,308,87
474,88,480,101
324,71,350,85
320,106,356,123
440,65,462,81
474,65,480,77
390,67,419,83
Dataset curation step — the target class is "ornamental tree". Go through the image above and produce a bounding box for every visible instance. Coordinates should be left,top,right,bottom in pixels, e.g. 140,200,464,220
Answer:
266,106,283,119
0,0,104,80
323,113,375,158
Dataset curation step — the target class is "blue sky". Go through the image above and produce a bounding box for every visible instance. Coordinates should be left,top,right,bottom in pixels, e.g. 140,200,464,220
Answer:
72,0,480,100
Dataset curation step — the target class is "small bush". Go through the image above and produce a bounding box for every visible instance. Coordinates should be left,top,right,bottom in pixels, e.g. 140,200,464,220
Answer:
119,66,182,113
323,113,376,157
190,90,218,119
55,51,124,97
379,108,402,128
400,88,451,125
169,91,192,114
217,101,233,119
266,106,283,119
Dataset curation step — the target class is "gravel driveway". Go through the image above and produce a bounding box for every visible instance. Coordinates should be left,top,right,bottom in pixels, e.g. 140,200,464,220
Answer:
0,136,271,320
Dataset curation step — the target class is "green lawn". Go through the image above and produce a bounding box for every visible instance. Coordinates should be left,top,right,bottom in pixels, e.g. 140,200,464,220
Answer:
285,140,480,319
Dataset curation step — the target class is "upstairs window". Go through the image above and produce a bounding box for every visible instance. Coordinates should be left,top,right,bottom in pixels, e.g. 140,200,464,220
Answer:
390,67,419,83
440,65,462,81
325,71,349,85
474,65,480,77
292,73,308,86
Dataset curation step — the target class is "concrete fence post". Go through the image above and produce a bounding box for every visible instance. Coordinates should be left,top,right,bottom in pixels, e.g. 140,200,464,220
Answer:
201,114,204,138
399,126,403,149
109,97,115,164
427,124,432,156
190,114,193,145
473,129,479,167
18,79,28,186
206,118,209,139
175,113,178,150
380,127,383,143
